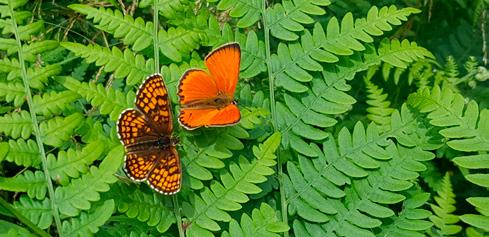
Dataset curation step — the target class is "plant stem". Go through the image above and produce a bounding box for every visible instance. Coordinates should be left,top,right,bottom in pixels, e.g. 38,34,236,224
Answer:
173,195,185,237
0,197,51,237
7,1,63,236
153,0,160,73
261,1,289,235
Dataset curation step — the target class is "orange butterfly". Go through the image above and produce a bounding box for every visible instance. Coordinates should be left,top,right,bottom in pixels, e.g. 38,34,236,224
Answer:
178,42,241,130
117,73,181,195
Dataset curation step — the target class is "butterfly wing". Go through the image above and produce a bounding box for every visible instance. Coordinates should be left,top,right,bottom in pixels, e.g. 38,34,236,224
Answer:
178,69,218,105
147,146,181,194
135,73,173,134
205,42,241,97
177,43,241,129
117,109,157,150
179,104,240,130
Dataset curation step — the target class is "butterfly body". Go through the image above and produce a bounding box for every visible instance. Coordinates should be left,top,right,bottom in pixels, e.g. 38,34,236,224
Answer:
178,43,241,130
117,73,181,195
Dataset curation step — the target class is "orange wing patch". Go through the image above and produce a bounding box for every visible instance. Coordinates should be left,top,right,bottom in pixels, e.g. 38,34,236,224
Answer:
117,109,154,147
177,43,241,130
124,152,157,181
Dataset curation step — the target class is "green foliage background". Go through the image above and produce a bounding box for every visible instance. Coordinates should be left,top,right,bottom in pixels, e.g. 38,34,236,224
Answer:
0,0,488,236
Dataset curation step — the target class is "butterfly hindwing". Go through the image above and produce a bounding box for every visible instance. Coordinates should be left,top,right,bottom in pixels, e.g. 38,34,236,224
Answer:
147,146,181,195
179,104,240,130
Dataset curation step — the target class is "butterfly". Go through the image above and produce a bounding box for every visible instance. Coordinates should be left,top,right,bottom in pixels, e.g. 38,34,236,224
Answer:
178,42,241,130
117,73,181,195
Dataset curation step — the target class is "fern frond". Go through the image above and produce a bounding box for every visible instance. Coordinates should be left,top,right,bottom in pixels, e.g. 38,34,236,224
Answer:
0,19,44,40
108,183,175,233
379,190,433,237
61,42,153,86
0,170,46,199
69,4,153,52
32,91,80,116
47,141,105,186
210,0,262,28
182,126,249,189
221,203,289,237
287,121,434,236
157,23,208,62
54,146,123,217
408,86,489,152
59,76,134,121
0,57,20,80
429,174,462,236
140,0,192,19
13,195,52,229
39,113,83,147
184,132,280,236
0,81,24,107
61,199,115,237
265,0,330,41
0,110,32,139
237,30,267,79
18,40,59,62
364,76,394,131
378,38,434,68
3,139,39,167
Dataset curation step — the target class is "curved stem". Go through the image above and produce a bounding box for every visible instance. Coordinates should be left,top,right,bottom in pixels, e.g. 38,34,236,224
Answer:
261,1,288,236
0,197,51,237
173,195,185,237
153,0,160,73
7,1,63,235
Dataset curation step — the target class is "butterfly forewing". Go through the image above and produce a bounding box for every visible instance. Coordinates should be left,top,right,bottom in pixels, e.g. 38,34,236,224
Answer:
135,74,173,134
117,109,158,149
205,43,241,97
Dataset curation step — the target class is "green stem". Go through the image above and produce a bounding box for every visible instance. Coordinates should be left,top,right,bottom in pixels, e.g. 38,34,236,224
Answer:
7,1,63,236
153,0,160,73
0,197,51,237
173,195,185,237
261,1,288,235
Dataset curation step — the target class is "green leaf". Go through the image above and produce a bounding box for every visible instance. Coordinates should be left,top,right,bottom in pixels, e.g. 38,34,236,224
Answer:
61,199,115,237
13,195,52,229
0,170,46,199
0,110,32,139
47,141,105,185
32,90,80,116
55,146,123,217
39,113,84,147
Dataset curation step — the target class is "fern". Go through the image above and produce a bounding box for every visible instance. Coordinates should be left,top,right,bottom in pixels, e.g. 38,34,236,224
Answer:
221,203,289,237
0,110,32,139
46,141,105,186
59,76,135,121
184,132,281,236
209,0,262,28
69,4,153,52
265,0,330,41
61,199,115,237
61,42,154,86
39,113,83,147
107,183,175,233
13,195,52,229
0,82,24,107
54,146,123,217
408,86,489,152
364,73,395,131
428,174,462,236
0,170,46,199
182,126,249,190
32,91,80,116
3,139,39,167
